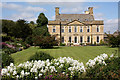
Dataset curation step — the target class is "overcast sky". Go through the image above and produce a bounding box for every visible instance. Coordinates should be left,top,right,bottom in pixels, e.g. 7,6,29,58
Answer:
1,2,118,34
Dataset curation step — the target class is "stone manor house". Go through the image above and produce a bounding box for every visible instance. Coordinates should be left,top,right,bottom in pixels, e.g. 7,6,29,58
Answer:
48,7,104,45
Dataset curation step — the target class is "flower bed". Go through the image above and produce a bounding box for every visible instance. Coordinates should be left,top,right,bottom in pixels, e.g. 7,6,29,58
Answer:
1,53,115,79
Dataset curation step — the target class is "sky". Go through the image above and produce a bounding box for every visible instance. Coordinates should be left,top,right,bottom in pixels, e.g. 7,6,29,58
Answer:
1,2,119,34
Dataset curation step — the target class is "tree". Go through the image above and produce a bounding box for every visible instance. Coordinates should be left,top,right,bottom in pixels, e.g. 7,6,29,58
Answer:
29,21,36,30
12,19,32,40
36,13,48,27
33,13,50,36
1,19,16,36
106,32,120,47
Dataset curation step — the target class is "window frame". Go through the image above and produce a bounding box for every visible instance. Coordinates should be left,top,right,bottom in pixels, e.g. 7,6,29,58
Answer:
87,26,90,32
87,36,90,43
61,26,64,33
97,36,99,43
80,26,83,32
74,26,77,32
69,26,72,33
97,26,99,32
52,26,56,32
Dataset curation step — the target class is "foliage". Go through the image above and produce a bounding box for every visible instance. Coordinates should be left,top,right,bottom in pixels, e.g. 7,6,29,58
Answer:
2,52,14,68
25,36,33,46
60,43,66,46
1,19,16,35
13,19,32,40
33,35,58,48
36,13,48,27
33,27,50,36
106,33,120,47
29,21,36,30
29,51,54,61
2,36,11,42
86,54,120,79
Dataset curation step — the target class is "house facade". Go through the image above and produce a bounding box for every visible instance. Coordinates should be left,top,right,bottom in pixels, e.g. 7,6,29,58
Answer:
48,7,104,45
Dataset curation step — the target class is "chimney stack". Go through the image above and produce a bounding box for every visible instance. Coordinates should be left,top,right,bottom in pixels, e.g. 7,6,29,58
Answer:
55,7,59,19
88,7,93,15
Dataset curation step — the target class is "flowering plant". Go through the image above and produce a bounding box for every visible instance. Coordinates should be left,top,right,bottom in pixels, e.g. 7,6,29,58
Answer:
1,57,86,79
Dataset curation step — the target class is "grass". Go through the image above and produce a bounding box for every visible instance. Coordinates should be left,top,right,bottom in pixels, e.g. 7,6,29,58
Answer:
11,46,118,65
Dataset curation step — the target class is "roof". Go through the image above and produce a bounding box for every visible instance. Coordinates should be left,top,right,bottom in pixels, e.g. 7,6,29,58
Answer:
56,14,94,22
48,20,104,25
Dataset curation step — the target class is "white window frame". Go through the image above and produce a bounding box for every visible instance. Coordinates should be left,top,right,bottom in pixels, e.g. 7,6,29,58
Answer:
74,26,77,32
68,26,72,33
87,26,90,32
97,36,99,43
97,26,100,32
80,26,83,32
61,26,64,33
52,26,56,32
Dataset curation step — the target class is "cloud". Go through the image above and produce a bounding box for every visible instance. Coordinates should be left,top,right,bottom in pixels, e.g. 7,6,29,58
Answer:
94,13,104,20
104,19,118,34
61,7,84,14
2,3,46,12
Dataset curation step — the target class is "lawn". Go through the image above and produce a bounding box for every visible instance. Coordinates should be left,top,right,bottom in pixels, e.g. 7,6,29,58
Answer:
11,46,118,65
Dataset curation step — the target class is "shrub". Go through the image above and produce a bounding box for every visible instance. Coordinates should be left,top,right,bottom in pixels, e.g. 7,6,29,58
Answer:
60,43,66,46
2,52,14,68
86,53,120,79
29,51,54,61
33,36,58,49
25,36,33,46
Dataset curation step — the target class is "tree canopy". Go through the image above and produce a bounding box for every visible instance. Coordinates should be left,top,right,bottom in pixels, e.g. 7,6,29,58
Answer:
36,13,48,27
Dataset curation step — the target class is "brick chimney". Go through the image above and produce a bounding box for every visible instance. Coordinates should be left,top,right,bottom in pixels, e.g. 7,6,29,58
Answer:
88,7,93,15
55,7,59,19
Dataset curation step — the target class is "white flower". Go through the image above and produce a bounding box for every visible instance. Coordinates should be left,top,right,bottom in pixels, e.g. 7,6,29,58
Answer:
13,71,17,75
1,69,8,75
110,54,114,58
7,73,10,76
16,75,19,78
21,70,25,77
10,63,14,67
39,73,42,77
35,77,38,79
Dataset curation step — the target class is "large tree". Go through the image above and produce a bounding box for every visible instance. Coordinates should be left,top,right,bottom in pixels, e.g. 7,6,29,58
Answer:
36,13,48,27
1,20,16,36
33,13,50,36
13,19,32,40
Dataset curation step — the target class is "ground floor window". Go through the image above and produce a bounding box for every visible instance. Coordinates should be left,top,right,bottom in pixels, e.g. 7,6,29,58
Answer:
62,37,64,43
80,36,83,43
87,36,90,43
74,37,77,43
69,36,71,43
97,36,99,43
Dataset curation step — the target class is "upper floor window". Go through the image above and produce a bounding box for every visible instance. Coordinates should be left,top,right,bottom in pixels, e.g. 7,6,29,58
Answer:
97,26,99,32
74,36,77,43
97,36,99,43
61,26,64,33
87,36,90,43
80,36,83,43
52,26,56,32
80,26,83,32
87,26,90,32
74,26,77,32
69,36,72,43
69,26,71,33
